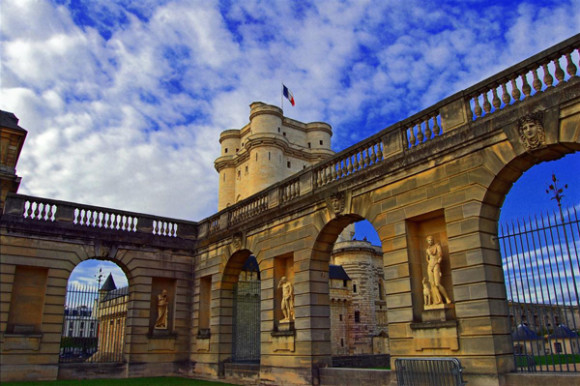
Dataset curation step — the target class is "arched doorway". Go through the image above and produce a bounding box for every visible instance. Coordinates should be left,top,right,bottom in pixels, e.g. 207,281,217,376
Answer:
59,260,128,364
313,214,390,368
232,255,261,362
495,153,580,372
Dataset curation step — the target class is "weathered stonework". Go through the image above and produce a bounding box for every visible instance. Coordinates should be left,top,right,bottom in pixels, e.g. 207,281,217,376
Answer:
1,36,579,386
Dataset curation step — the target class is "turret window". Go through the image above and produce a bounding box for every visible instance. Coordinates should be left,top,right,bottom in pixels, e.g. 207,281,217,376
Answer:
287,161,291,168
319,140,323,145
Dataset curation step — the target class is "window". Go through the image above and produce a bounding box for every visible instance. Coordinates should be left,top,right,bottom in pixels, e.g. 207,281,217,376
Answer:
287,161,291,168
320,140,323,145
353,284,357,293
343,280,347,287
341,338,344,347
225,148,228,153
308,142,311,148
339,314,343,321
354,311,360,323
283,132,286,136
555,342,562,353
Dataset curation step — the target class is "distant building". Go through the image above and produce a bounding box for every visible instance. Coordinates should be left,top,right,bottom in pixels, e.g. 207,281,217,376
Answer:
88,274,128,362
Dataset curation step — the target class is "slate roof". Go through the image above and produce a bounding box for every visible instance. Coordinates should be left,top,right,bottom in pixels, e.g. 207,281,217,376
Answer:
329,265,350,281
550,324,579,339
100,273,117,291
512,323,541,341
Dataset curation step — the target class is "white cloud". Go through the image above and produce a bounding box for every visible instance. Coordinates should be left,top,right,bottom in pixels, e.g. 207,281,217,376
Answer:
1,0,579,223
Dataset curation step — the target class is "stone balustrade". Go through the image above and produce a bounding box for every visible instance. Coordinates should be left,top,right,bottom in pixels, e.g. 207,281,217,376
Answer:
466,38,578,121
197,34,579,236
4,35,578,240
3,194,197,239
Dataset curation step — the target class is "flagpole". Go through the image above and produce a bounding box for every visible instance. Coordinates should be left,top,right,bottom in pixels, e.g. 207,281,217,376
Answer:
281,83,284,111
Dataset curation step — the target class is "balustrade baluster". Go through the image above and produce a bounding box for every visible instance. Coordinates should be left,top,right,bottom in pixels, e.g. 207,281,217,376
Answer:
331,164,337,181
542,62,554,88
510,78,521,102
407,125,415,147
416,122,424,143
423,118,432,140
432,116,441,136
33,202,40,219
370,145,377,164
38,203,46,220
363,148,370,168
473,96,483,119
376,140,383,161
565,52,577,77
352,153,359,171
343,156,350,174
531,68,542,93
317,169,323,187
482,91,492,114
553,57,565,84
492,86,501,110
501,82,511,106
521,73,532,98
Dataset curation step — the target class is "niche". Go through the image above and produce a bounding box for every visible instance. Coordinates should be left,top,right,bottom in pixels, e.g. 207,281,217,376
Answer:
406,211,455,322
150,277,176,335
274,254,294,330
6,266,49,334
198,275,212,337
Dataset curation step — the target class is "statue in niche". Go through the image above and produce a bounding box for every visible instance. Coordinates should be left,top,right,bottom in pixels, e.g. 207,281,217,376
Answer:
425,236,452,305
517,112,545,151
422,278,432,306
278,276,295,322
154,289,169,329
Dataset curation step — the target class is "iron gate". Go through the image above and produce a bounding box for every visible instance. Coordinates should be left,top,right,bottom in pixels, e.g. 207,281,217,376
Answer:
232,280,261,362
498,205,580,372
59,284,127,363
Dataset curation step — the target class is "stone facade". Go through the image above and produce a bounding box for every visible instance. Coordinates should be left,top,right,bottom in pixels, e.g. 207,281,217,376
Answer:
215,102,334,210
1,36,580,385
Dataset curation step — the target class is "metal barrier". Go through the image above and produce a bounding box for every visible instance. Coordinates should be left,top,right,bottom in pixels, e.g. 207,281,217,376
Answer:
395,358,466,386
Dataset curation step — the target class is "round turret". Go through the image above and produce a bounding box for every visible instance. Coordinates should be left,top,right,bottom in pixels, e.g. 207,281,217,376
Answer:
249,102,283,135
306,122,332,150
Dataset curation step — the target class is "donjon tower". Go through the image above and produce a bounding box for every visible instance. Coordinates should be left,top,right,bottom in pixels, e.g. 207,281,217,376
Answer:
215,102,334,210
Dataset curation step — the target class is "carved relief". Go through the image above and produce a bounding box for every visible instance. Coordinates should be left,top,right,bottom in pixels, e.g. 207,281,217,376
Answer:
328,192,345,215
517,112,545,151
232,233,243,251
154,289,169,329
424,236,452,306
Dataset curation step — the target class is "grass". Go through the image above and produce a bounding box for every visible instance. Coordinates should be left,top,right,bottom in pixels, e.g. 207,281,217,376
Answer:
515,354,580,367
1,377,234,386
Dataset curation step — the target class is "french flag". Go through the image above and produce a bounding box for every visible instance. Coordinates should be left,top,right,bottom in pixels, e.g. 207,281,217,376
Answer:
283,84,295,106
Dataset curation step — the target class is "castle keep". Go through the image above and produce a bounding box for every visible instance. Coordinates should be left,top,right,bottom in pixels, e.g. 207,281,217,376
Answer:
1,35,579,385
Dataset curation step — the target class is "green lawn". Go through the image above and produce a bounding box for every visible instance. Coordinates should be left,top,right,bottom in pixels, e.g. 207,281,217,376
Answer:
515,354,580,367
1,377,234,386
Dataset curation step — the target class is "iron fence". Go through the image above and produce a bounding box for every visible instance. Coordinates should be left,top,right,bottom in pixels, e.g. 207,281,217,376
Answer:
59,284,127,363
498,205,580,372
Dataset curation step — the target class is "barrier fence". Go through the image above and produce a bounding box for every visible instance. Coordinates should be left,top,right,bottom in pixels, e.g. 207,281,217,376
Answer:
498,205,580,372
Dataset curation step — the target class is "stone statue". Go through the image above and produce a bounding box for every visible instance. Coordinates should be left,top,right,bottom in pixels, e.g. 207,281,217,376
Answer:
155,289,169,329
278,276,295,322
425,236,451,305
422,277,432,306
517,113,545,151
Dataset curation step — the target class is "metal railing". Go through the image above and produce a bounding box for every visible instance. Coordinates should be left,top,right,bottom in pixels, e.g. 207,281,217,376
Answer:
59,284,127,363
499,206,580,372
395,357,466,385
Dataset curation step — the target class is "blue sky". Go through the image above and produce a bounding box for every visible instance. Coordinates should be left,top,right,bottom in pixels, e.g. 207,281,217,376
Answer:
1,1,579,286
